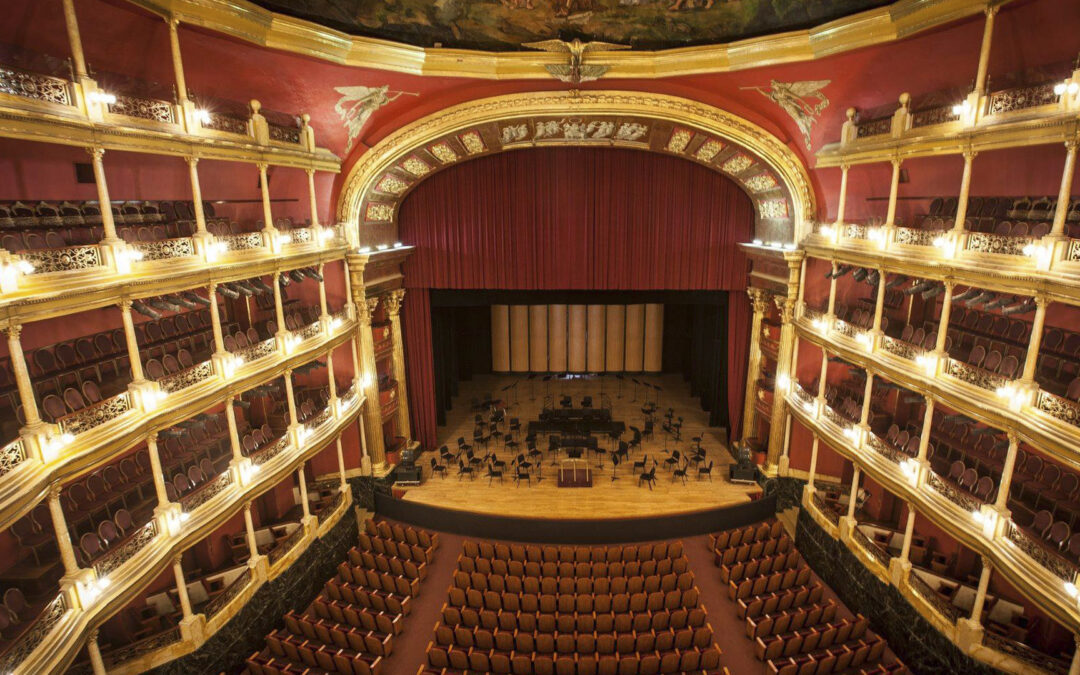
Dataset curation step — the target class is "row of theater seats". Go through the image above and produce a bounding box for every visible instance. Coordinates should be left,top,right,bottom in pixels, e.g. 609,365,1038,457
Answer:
911,195,1080,237
709,520,907,675
426,538,724,675
0,199,313,249
246,519,438,675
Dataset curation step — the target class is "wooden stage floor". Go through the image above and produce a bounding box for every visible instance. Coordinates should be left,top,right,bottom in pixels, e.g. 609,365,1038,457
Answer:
398,373,760,519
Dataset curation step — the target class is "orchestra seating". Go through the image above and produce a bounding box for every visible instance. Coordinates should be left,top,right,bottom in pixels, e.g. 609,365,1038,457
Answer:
245,519,438,675
424,538,725,673
906,195,1079,237
709,520,907,675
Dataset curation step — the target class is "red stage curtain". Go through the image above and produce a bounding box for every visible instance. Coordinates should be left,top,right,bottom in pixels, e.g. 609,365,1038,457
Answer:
727,290,751,441
398,147,754,448
401,288,437,448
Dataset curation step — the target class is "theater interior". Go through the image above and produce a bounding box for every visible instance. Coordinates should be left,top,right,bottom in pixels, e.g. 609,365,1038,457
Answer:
1,0,1079,673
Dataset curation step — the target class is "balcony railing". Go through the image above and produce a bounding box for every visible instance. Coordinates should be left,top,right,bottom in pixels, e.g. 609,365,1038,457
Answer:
851,525,891,569
203,568,253,619
1003,520,1078,585
20,244,103,275
237,338,277,364
0,65,73,106
926,472,982,513
103,627,182,669
219,232,266,252
811,490,840,526
180,472,234,514
0,593,68,673
93,520,158,579
58,391,134,436
130,236,196,262
0,438,26,477
268,524,306,564
107,95,176,124
982,631,1070,675
158,361,215,394
908,571,963,623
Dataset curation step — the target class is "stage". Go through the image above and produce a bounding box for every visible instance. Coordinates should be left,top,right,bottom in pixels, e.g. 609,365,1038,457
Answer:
399,373,761,519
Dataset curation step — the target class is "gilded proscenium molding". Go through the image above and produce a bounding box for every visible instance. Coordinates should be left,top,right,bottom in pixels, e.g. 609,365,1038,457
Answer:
794,319,1080,476
125,0,1004,79
801,238,1080,308
0,104,339,174
0,243,347,326
788,395,1080,637
0,318,356,533
22,398,364,675
338,90,816,240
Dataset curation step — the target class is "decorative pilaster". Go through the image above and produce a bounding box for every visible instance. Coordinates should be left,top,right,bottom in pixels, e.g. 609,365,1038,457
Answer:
740,288,771,445
766,295,797,469
357,295,386,468
384,289,411,442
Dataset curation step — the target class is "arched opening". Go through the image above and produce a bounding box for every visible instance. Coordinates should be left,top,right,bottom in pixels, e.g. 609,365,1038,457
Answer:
394,146,756,448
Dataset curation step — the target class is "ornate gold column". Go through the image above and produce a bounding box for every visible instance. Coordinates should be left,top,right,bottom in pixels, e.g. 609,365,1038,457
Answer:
257,163,276,236
208,284,225,356
283,368,299,428
346,253,386,469
826,262,838,317
47,483,81,577
335,437,348,491
119,300,146,383
740,288,770,444
934,283,954,354
384,290,411,441
224,397,243,463
885,158,902,226
858,373,875,428
317,263,329,321
166,17,188,105
326,350,338,408
86,149,119,243
61,0,88,79
243,502,260,566
297,463,311,522
1020,296,1049,383
186,157,208,237
994,434,1020,512
171,555,195,620
86,630,106,675
846,465,861,521
1051,139,1079,238
916,398,935,464
306,169,320,227
807,435,820,488
145,433,171,510
899,506,917,562
765,295,796,468
272,273,286,337
969,560,994,625
952,150,977,232
6,325,41,427
871,270,887,334
973,6,998,97
835,164,850,226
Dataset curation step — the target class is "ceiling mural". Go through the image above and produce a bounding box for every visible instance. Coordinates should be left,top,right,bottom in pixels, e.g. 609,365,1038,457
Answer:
250,0,891,51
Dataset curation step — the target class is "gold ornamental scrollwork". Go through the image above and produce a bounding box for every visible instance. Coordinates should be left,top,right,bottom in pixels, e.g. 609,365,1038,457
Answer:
338,91,815,239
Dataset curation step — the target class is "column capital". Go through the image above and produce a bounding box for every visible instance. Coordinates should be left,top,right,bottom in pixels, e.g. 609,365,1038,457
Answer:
147,430,158,443
87,628,100,643
185,155,199,167
384,289,406,316
166,14,181,29
839,162,851,172
890,155,903,168
984,3,999,18
85,146,105,160
48,481,63,500
1065,136,1080,153
4,323,21,339
1034,293,1051,308
305,167,316,177
119,298,133,311
961,147,978,161
244,501,252,514
172,553,184,566
773,295,796,323
256,161,269,173
747,287,771,314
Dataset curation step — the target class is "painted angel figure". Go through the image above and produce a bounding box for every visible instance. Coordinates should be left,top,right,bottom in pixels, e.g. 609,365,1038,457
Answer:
334,85,417,152
743,79,830,150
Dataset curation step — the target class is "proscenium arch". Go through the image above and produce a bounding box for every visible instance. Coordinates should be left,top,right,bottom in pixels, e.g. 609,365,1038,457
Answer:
337,91,816,244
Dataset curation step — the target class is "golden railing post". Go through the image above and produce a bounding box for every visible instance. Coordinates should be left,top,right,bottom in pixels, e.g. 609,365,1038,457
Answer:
61,0,88,80
87,148,120,244
1050,139,1079,238
257,163,276,237
6,324,42,428
385,290,411,441
1020,296,1049,383
119,299,146,384
47,482,81,577
740,288,770,445
306,169,320,227
145,433,171,510
86,629,107,675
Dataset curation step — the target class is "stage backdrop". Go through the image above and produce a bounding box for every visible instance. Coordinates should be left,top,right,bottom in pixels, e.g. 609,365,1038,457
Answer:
397,147,755,448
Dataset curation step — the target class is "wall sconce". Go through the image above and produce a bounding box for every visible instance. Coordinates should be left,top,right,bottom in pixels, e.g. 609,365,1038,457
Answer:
1065,581,1078,599
238,461,260,485
0,259,34,294
205,241,227,263
784,242,797,251
318,227,335,245
995,383,1030,411
375,244,388,251
776,373,790,392
166,509,190,535
142,389,168,412
855,332,873,350
752,239,763,246
115,248,144,274
393,241,403,248
900,458,918,483
78,576,110,605
87,91,117,106
914,353,938,376
284,334,301,355
331,317,343,331
41,432,75,463
819,225,833,238
1054,81,1079,97
358,246,372,253
222,354,242,379
196,109,212,124
1022,242,1052,269
811,317,827,332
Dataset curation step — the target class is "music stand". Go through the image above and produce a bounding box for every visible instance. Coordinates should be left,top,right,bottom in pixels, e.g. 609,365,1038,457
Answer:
631,377,639,402
610,453,620,482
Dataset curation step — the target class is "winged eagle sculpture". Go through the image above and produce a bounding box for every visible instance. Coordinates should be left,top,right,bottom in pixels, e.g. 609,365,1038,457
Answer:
523,39,631,85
